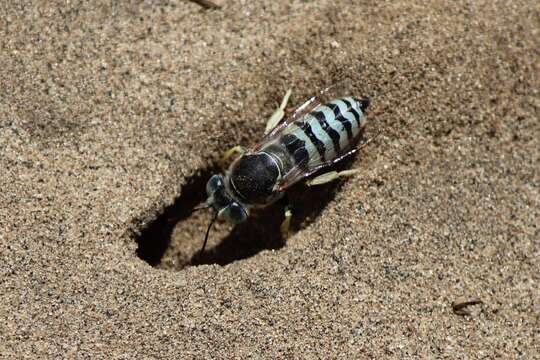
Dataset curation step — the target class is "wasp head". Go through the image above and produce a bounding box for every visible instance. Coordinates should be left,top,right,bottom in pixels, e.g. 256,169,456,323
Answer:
205,174,248,224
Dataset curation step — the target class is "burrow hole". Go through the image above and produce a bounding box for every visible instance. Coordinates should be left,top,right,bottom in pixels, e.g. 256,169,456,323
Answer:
134,161,353,271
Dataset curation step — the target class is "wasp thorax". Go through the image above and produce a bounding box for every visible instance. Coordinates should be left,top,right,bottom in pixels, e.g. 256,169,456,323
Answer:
228,153,280,205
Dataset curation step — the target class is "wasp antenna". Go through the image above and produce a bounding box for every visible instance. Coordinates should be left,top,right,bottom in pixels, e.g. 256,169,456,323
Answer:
198,212,217,259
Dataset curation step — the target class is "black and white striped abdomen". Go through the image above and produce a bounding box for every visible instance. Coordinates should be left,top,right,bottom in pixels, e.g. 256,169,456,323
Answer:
269,97,369,173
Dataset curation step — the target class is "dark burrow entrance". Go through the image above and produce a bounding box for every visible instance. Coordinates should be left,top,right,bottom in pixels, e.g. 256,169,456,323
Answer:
135,161,352,271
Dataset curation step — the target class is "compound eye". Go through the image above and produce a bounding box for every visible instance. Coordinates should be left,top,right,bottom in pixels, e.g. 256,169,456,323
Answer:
206,175,224,196
226,203,247,224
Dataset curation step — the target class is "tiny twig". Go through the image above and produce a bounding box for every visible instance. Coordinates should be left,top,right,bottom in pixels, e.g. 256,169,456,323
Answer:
189,0,222,9
452,299,483,316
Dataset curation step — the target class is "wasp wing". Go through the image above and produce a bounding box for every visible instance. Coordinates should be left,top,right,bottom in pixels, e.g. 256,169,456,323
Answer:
276,98,366,190
252,81,347,152
275,139,361,191
255,77,363,190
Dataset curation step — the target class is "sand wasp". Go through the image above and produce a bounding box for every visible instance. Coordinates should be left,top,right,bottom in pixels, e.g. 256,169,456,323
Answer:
197,83,370,255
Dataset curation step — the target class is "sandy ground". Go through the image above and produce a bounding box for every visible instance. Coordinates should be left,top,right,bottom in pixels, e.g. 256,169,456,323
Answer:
1,0,539,358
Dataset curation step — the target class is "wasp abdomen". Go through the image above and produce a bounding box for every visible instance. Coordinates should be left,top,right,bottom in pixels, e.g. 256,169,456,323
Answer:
265,97,369,174
229,153,281,205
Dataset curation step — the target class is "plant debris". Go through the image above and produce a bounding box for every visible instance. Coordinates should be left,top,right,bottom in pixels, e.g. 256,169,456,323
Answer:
452,299,484,316
190,0,223,9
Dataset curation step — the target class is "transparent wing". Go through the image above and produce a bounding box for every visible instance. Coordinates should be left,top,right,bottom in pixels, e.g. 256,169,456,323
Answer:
277,120,378,191
276,83,366,190
275,140,361,191
253,76,363,190
252,78,352,152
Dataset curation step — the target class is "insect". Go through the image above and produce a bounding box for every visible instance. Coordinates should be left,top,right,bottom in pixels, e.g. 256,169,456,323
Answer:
197,84,370,256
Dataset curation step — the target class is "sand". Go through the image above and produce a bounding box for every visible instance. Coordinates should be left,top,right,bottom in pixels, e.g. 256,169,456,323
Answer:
1,0,539,358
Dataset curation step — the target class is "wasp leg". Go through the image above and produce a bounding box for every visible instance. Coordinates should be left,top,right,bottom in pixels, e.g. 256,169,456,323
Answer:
264,89,292,134
220,145,247,170
280,205,293,239
306,169,361,186
306,131,382,186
